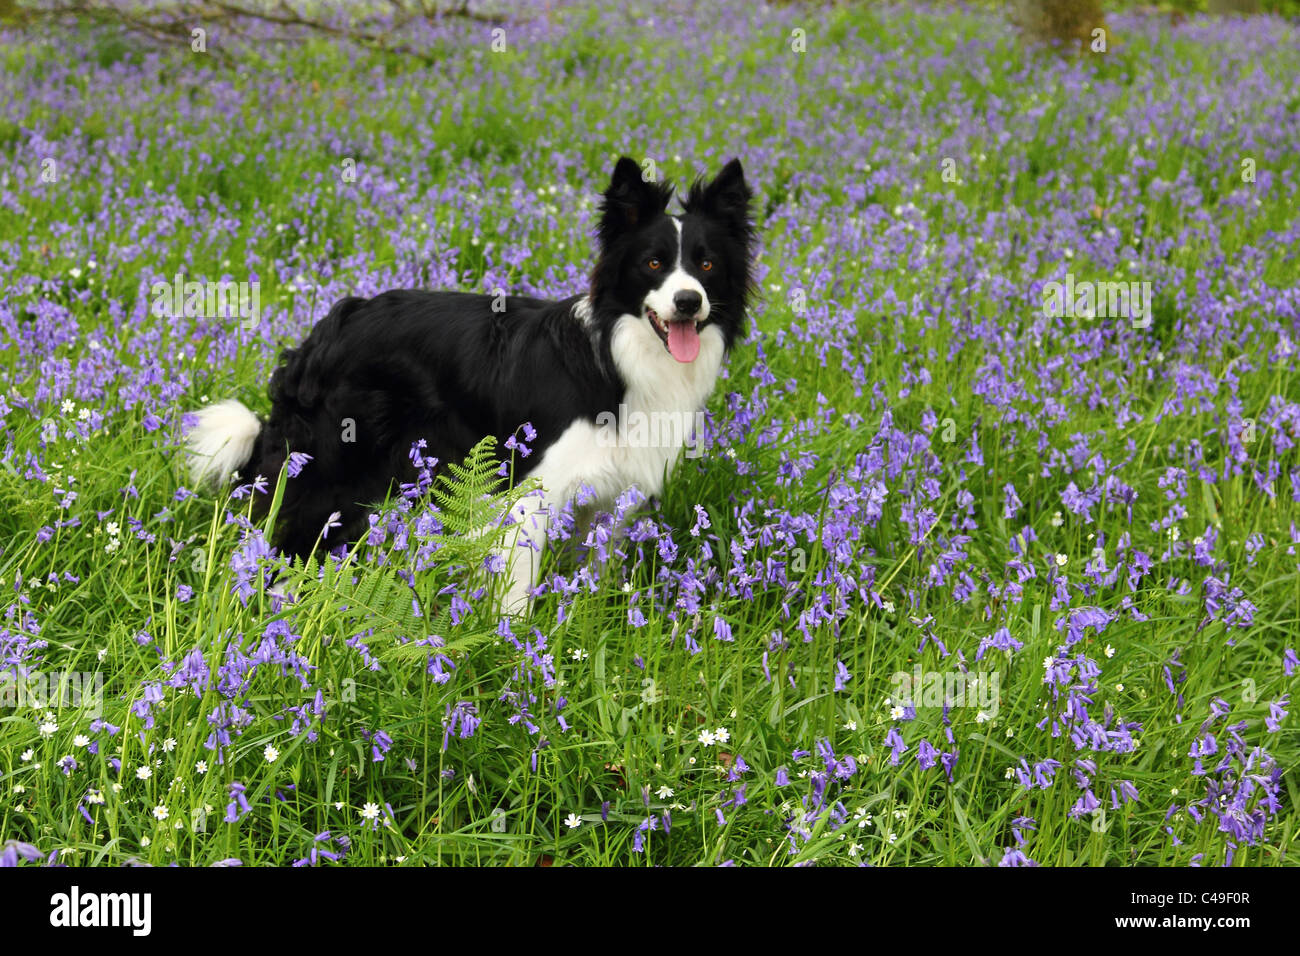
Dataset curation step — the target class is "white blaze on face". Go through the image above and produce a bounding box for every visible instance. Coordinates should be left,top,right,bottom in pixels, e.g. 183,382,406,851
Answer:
643,218,709,364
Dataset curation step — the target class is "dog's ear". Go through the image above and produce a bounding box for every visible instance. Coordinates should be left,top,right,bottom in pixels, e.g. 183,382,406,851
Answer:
684,158,752,225
597,156,674,247
684,159,757,336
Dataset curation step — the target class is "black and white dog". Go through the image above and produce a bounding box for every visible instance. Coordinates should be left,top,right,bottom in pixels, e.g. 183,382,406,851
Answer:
185,156,755,610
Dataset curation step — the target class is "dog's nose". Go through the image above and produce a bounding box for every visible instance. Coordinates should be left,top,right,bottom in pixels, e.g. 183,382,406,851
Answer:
673,290,702,317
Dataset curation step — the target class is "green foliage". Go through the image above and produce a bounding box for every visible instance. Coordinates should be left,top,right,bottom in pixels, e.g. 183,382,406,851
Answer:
430,435,509,536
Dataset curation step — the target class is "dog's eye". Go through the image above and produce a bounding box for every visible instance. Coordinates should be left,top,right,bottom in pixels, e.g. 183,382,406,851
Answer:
647,258,662,271
701,259,714,272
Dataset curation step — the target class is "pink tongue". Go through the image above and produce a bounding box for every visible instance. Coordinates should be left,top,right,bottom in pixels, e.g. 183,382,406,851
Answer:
666,320,700,363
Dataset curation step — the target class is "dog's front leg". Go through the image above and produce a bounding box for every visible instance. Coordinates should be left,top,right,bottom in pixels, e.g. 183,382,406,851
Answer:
500,490,550,617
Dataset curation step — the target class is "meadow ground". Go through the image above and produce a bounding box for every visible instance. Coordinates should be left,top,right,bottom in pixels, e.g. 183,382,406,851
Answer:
1,2,1298,867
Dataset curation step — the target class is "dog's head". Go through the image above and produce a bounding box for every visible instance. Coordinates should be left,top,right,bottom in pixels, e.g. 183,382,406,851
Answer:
590,156,755,362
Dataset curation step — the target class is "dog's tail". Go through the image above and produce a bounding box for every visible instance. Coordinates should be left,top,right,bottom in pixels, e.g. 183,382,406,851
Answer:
184,399,262,488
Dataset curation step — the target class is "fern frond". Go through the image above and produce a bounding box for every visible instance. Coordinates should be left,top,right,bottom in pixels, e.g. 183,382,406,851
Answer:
432,435,508,535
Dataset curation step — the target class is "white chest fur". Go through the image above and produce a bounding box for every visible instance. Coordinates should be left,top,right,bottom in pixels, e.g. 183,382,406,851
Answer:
498,312,726,613
538,313,725,506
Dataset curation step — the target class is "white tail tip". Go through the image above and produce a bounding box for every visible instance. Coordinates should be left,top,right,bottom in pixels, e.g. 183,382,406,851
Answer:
185,399,261,488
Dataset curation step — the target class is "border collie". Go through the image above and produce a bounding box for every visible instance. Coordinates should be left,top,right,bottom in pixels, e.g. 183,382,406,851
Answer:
185,156,755,611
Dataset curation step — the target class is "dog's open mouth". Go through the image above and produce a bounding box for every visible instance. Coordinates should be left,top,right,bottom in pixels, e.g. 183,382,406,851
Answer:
647,309,701,364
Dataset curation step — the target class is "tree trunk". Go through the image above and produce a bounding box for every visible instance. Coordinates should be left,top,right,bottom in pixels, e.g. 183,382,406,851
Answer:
1011,0,1107,50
